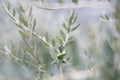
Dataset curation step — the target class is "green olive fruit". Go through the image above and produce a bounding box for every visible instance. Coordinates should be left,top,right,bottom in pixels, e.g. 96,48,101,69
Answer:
57,52,66,60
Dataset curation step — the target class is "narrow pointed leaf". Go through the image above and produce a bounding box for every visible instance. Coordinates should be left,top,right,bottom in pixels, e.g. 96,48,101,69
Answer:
7,1,10,10
59,46,64,53
33,18,36,31
52,39,56,47
45,32,48,42
19,15,28,27
4,6,16,21
105,14,109,20
66,40,74,46
58,0,63,4
100,15,104,19
29,6,32,17
62,22,67,30
69,11,75,25
72,0,78,3
22,37,32,48
68,36,73,41
19,30,29,39
72,15,77,24
18,3,25,12
59,29,65,40
71,23,80,31
66,57,70,61
12,8,16,16
56,36,63,45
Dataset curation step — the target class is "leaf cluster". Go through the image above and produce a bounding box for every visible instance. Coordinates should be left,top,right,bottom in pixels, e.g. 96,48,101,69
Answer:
2,1,80,80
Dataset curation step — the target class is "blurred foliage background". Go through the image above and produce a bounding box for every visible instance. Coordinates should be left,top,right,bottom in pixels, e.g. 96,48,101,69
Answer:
0,0,120,80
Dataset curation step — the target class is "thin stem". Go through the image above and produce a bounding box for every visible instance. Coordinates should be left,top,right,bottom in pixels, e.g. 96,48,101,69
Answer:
59,64,64,80
34,1,110,10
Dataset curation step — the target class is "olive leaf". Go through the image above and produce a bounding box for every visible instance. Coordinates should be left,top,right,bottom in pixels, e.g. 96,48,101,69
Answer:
69,11,75,26
52,39,56,47
62,22,68,30
59,29,65,40
71,23,80,32
18,2,25,13
12,8,16,17
7,1,10,10
29,6,32,17
33,18,36,31
19,15,28,27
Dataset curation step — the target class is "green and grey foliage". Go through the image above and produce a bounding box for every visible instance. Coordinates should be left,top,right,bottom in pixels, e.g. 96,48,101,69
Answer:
2,0,80,80
99,0,120,80
2,0,120,80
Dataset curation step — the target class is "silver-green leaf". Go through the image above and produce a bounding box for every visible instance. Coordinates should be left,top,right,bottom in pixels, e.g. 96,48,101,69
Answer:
71,23,80,32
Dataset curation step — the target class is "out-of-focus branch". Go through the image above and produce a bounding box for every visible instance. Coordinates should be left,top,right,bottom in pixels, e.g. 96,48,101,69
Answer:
34,1,112,10
3,4,59,54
